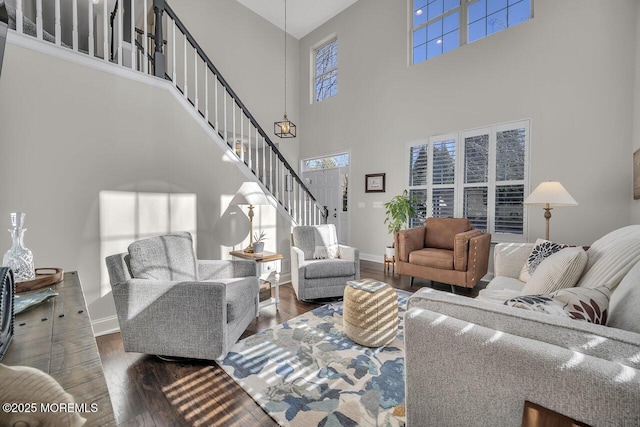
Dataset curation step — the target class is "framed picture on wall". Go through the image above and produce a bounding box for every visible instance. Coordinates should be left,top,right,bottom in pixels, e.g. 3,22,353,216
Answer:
634,149,640,200
365,173,385,193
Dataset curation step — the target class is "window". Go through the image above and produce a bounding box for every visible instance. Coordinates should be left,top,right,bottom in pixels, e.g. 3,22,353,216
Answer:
407,119,529,241
411,0,532,64
313,37,338,102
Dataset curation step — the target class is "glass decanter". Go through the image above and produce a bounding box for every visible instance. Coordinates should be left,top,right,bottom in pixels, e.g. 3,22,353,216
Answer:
3,212,35,282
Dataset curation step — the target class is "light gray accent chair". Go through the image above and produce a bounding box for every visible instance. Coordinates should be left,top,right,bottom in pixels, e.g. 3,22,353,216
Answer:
290,224,360,301
106,232,259,361
404,228,640,426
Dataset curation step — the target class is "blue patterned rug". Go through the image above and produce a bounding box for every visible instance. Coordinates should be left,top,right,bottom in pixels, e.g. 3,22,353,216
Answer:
219,290,410,427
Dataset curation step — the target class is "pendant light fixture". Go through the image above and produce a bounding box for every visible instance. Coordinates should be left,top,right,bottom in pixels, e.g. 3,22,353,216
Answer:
274,0,296,138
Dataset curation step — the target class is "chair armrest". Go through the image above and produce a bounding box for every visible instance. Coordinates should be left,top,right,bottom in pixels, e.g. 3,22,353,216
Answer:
453,230,483,271
395,227,425,262
198,259,257,280
465,232,491,285
111,279,229,359
494,242,534,278
404,305,640,427
338,245,359,262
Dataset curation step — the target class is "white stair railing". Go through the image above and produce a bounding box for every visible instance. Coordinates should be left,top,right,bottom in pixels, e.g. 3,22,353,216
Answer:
8,0,327,226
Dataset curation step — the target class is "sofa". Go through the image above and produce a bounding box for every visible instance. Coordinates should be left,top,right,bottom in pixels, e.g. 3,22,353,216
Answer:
404,225,640,426
394,218,491,290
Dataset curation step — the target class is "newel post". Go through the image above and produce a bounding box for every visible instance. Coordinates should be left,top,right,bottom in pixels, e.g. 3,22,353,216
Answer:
153,0,166,79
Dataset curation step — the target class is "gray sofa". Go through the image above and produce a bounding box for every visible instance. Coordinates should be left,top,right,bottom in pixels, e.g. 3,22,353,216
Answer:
404,226,640,426
106,232,259,360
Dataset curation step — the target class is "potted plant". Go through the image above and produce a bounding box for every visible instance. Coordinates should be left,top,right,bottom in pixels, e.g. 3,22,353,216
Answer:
384,190,420,257
252,231,267,254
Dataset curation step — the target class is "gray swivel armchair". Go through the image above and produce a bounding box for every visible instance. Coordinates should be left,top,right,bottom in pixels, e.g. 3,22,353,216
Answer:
106,232,259,360
290,224,360,301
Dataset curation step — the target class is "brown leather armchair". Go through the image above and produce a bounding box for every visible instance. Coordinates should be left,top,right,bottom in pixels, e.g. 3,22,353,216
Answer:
394,218,491,290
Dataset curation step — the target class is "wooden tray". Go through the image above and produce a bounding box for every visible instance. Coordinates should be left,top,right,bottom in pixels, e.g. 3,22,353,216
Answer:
15,268,64,293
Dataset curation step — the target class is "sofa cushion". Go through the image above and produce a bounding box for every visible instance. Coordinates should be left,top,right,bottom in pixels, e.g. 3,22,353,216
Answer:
519,239,568,283
520,247,588,295
505,286,610,325
425,218,471,250
607,260,640,333
128,232,198,281
409,248,454,270
304,259,356,279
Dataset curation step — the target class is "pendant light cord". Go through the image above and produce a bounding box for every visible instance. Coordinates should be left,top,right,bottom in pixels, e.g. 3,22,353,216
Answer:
284,0,287,116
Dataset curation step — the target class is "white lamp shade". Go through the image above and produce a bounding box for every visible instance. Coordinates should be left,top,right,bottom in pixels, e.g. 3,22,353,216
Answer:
230,182,269,206
524,181,578,207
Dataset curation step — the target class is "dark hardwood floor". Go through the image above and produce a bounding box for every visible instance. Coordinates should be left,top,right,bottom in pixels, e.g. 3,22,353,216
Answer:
96,260,478,426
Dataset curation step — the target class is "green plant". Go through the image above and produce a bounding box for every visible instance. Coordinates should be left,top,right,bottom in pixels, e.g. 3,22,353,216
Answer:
253,231,268,243
384,190,421,237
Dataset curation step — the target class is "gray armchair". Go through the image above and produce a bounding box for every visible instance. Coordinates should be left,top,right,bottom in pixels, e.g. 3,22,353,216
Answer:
106,232,259,360
290,224,360,301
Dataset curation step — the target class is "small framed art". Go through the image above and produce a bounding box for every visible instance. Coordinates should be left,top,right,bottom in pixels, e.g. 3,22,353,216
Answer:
365,173,385,193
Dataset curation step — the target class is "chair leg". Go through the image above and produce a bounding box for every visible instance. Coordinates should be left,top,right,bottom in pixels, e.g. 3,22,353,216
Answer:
410,276,414,287
450,285,456,294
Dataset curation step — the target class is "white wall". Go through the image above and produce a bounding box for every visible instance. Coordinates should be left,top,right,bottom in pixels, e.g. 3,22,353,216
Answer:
0,40,293,330
299,0,638,257
632,2,640,223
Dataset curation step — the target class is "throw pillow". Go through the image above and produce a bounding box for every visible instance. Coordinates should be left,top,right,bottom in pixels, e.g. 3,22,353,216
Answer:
505,286,611,324
519,239,568,283
313,245,340,259
520,247,588,295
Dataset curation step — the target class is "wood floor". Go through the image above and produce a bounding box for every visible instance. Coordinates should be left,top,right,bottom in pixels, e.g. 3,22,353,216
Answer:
96,261,478,426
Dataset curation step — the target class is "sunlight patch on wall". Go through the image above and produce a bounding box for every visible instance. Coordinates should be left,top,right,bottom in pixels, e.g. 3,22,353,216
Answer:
99,190,197,296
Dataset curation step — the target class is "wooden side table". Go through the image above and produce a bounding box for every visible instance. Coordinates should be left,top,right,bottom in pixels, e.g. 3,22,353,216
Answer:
384,254,395,274
3,272,116,426
229,250,283,315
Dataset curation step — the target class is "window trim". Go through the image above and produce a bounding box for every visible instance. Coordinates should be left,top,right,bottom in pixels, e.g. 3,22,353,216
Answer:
409,0,533,65
406,119,531,242
311,34,338,104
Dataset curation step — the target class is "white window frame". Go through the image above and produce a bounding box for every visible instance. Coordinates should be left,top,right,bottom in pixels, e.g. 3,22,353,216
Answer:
407,119,530,242
311,35,338,103
409,0,533,65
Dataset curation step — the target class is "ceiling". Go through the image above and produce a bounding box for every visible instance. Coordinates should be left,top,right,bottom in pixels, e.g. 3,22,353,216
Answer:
237,0,359,39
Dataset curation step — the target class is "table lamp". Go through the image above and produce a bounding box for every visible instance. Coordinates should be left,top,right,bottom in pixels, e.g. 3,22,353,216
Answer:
524,181,578,240
230,182,269,253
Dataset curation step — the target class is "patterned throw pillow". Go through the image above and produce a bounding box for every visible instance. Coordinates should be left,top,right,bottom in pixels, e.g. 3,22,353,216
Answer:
505,286,611,325
519,239,568,283
520,247,588,295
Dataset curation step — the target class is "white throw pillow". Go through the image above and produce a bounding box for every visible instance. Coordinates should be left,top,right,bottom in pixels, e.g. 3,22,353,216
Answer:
519,239,568,283
520,247,588,295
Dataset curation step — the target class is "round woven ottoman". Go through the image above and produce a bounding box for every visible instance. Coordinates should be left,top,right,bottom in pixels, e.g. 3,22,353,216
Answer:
343,280,398,347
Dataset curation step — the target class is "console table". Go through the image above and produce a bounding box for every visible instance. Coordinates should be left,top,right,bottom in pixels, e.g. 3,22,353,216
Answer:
3,271,116,426
230,250,282,314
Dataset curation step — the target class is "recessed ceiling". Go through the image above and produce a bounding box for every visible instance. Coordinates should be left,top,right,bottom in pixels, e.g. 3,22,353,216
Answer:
237,0,359,39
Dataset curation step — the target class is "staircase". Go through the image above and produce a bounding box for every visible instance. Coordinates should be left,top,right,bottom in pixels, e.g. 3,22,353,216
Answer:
6,0,327,226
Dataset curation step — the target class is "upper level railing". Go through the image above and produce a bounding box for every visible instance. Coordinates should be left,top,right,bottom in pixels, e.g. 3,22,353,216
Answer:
7,0,327,226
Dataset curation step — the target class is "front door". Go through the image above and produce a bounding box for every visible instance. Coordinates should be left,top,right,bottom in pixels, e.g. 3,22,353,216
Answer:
304,168,348,244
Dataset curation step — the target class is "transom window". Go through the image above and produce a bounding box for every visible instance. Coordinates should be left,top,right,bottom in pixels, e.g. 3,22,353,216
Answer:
313,37,338,102
408,119,530,241
412,0,532,64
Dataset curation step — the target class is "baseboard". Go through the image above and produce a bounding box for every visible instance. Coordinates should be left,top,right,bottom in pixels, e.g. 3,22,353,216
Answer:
359,253,384,264
91,315,120,337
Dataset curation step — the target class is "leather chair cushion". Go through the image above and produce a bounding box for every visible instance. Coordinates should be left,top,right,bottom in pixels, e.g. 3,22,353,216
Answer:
409,248,454,270
304,259,356,279
425,218,472,250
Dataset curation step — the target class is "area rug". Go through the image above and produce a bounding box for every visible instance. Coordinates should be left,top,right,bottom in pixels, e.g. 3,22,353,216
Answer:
219,290,411,427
